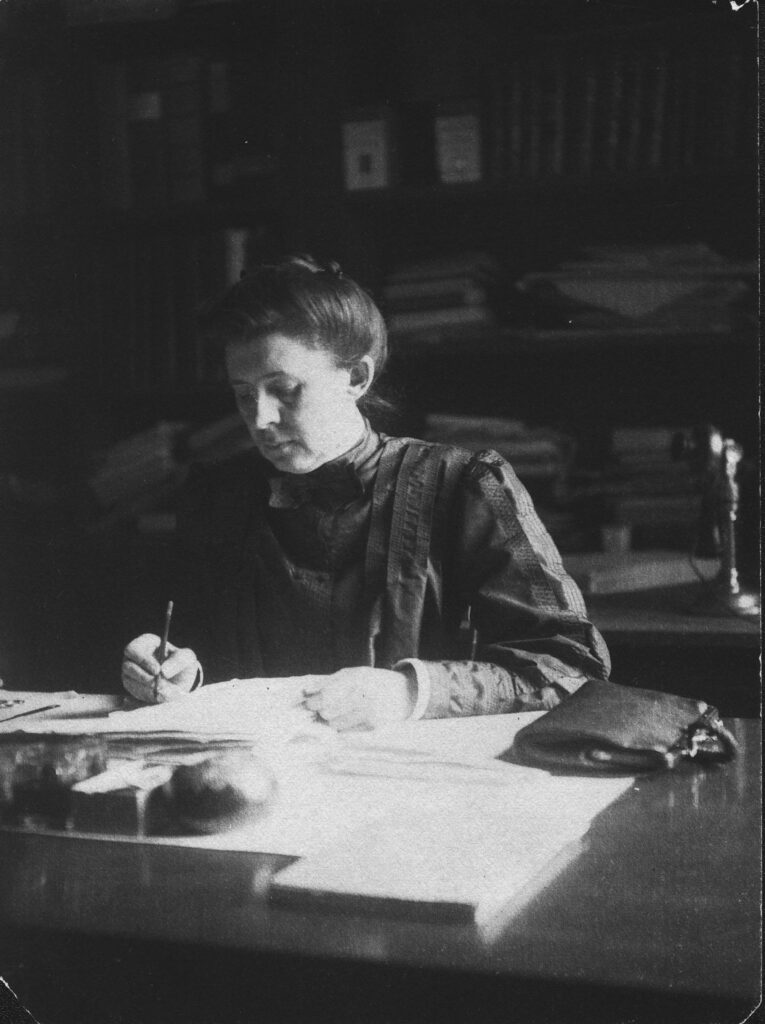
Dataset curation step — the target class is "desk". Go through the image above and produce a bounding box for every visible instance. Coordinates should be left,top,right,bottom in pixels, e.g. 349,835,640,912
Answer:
0,713,760,1024
588,585,760,717
588,584,760,648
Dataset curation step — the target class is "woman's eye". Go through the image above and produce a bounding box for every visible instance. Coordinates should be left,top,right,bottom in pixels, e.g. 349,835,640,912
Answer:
232,383,300,405
271,384,300,404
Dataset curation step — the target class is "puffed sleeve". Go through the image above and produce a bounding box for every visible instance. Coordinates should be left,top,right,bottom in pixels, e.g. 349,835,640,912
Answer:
413,451,610,718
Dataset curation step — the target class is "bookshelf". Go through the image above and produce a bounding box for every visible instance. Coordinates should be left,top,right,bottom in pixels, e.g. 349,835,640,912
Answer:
2,3,755,402
0,0,758,692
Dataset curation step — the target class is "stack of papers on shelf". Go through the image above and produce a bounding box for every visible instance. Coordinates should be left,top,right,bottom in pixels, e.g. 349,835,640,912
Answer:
515,243,754,333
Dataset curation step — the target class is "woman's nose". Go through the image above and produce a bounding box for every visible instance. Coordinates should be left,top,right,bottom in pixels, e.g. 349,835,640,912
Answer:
254,393,280,429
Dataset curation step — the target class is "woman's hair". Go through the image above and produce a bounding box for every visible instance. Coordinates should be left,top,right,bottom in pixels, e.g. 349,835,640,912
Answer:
200,254,388,383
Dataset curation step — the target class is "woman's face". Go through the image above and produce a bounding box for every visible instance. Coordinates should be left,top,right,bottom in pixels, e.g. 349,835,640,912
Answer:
225,332,368,474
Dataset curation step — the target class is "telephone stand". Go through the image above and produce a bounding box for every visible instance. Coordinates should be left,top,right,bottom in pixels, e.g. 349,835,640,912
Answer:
689,438,760,619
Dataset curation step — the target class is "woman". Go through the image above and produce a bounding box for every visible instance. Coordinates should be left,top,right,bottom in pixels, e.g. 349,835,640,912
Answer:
122,256,610,729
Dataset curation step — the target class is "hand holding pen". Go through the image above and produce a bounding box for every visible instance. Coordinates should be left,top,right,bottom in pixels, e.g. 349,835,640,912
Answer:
121,601,202,705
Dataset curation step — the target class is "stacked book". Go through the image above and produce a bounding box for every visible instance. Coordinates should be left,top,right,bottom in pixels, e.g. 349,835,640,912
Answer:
422,414,574,502
497,33,753,185
383,252,498,341
88,421,189,521
597,426,701,546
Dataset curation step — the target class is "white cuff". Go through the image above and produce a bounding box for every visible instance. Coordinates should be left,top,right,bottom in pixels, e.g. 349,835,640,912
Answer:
394,658,432,721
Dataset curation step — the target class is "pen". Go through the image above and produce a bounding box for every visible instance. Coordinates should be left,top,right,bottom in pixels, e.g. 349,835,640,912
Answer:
461,604,478,660
158,600,174,663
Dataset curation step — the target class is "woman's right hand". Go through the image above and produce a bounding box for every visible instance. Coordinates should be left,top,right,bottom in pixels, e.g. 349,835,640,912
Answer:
121,633,201,704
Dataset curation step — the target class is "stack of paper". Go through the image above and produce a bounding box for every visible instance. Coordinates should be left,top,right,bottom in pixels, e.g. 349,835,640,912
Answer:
271,754,633,931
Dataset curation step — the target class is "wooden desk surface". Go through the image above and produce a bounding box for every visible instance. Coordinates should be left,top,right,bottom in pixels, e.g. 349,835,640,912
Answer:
0,719,760,1024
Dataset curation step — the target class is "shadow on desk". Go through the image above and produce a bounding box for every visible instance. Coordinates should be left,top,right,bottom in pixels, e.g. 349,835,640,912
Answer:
1,931,757,1024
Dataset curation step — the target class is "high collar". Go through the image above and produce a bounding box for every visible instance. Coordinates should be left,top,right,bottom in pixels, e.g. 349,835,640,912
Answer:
268,422,383,509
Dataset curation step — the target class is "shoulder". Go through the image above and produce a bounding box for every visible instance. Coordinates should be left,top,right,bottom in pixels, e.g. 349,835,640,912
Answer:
380,434,522,483
380,434,494,469
379,436,528,510
448,446,536,517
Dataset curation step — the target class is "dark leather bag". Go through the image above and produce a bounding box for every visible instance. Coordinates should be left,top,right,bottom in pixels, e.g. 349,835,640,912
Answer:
512,679,738,773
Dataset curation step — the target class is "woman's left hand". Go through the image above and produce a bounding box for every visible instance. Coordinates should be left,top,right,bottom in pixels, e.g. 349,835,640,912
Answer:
302,668,416,731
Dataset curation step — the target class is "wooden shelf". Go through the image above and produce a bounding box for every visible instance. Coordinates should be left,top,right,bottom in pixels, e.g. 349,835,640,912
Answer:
344,166,756,208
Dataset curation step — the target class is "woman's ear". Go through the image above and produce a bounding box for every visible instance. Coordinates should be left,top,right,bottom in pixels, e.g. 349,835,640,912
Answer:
347,355,375,399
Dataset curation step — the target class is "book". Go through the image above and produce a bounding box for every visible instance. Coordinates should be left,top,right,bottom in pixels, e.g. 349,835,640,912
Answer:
386,251,499,285
608,493,700,527
624,54,645,172
506,61,524,180
387,304,493,335
186,414,253,464
550,57,566,176
611,426,687,455
578,64,597,177
95,467,189,526
384,289,489,314
648,50,669,171
434,109,482,184
424,414,527,439
563,549,718,595
163,52,205,206
383,275,488,306
147,230,178,389
525,59,542,179
171,230,204,387
127,57,168,209
342,111,394,191
538,59,564,177
88,421,187,505
93,61,132,210
19,68,54,214
605,52,625,174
